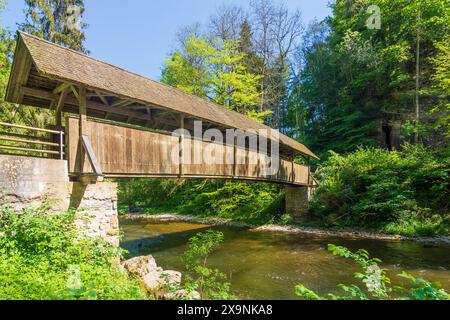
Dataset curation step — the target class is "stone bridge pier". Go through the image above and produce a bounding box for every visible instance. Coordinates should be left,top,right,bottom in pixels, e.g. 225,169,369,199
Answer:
0,154,120,246
285,186,312,222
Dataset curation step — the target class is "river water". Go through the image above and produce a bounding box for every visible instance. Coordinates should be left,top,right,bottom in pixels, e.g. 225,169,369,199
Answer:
120,217,450,300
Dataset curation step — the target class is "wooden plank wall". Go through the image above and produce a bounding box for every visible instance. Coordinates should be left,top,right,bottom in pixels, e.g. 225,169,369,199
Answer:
66,117,310,185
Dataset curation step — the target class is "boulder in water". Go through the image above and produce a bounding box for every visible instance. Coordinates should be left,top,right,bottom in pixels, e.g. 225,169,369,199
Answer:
122,255,158,278
165,289,201,300
143,270,181,292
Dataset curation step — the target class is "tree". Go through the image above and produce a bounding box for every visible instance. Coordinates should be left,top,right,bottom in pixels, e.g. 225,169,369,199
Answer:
209,5,246,42
20,0,88,53
181,230,235,300
0,0,15,123
238,19,264,78
250,0,304,130
0,1,45,127
428,37,450,140
162,35,268,122
3,0,89,128
293,0,450,156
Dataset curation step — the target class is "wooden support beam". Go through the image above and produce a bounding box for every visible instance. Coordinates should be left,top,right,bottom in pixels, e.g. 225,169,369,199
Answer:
145,109,153,126
307,157,311,187
70,85,80,102
55,89,68,130
21,86,57,101
53,82,71,94
291,153,295,183
65,96,183,129
233,131,238,177
95,90,110,106
121,101,135,108
79,87,87,132
78,86,87,175
17,87,194,132
81,134,104,180
8,39,32,103
55,88,68,113
179,114,184,176
111,99,133,108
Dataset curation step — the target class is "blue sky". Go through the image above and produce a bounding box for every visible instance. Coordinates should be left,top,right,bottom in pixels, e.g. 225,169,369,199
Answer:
1,0,331,80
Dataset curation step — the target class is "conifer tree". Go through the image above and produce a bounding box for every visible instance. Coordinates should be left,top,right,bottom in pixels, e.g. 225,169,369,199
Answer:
20,0,88,53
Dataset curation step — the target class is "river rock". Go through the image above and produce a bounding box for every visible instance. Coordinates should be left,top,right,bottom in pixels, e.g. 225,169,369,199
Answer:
143,270,182,292
165,289,201,300
122,255,158,278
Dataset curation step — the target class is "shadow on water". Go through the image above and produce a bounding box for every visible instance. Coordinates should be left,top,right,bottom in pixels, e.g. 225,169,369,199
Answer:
121,225,212,255
120,217,450,300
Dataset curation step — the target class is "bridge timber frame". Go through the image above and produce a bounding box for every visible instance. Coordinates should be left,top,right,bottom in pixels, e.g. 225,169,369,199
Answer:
4,32,319,188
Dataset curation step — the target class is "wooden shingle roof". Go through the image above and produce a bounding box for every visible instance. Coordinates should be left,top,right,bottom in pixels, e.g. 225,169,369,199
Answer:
6,32,318,159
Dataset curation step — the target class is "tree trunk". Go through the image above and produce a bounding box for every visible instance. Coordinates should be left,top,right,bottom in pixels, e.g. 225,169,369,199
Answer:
414,4,421,143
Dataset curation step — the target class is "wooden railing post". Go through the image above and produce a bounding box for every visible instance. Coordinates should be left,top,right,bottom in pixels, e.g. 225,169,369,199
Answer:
291,153,295,183
59,130,64,160
179,114,184,176
307,157,311,187
233,132,237,178
78,86,87,173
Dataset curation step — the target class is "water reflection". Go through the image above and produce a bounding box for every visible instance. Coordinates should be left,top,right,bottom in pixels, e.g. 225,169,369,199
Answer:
121,218,450,300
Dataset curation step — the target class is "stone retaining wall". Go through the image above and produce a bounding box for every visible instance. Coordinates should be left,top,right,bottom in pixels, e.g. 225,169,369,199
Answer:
0,154,119,246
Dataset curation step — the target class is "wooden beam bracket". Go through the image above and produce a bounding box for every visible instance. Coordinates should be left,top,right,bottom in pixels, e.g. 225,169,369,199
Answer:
81,134,104,182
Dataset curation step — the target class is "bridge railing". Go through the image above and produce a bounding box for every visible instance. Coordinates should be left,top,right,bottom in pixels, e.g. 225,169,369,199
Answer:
65,116,311,186
0,121,65,160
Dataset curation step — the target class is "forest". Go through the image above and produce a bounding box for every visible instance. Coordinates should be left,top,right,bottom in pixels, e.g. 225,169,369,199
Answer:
0,0,449,302
117,0,449,237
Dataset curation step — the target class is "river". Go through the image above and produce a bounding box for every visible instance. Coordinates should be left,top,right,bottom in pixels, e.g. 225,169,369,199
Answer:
120,217,450,300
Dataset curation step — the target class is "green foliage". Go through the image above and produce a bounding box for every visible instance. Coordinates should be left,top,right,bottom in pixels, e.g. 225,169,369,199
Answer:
0,1,78,128
161,35,268,123
118,178,285,225
182,230,224,270
310,144,450,236
396,272,450,300
20,0,88,53
0,206,148,300
295,0,450,155
295,244,449,300
181,230,235,300
428,36,450,137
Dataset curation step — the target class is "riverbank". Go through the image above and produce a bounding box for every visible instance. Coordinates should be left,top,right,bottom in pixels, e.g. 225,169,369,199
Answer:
121,213,450,245
120,215,450,299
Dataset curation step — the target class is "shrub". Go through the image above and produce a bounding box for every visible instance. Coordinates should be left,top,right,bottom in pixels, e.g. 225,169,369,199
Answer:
0,205,148,300
180,230,235,300
310,144,450,236
118,178,284,224
295,245,449,300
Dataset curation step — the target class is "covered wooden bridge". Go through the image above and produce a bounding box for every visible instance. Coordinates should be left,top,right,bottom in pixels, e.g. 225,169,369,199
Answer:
3,32,318,190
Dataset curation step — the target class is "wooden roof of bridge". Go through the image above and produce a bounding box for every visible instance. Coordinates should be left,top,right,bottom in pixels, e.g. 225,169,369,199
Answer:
5,32,318,159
